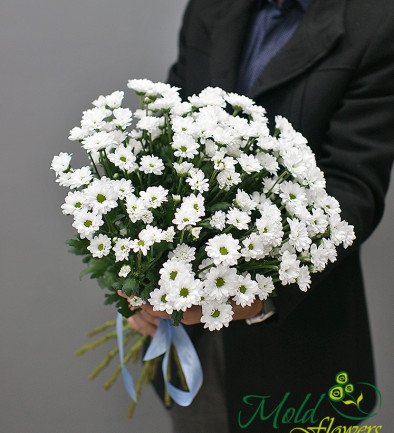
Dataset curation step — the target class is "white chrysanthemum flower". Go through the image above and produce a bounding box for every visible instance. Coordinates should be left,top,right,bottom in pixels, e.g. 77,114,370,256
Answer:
237,154,262,174
57,166,92,189
162,226,176,242
255,274,275,300
186,169,209,193
130,231,154,256
170,101,192,116
172,205,201,230
149,287,173,314
82,131,115,152
111,108,132,129
226,207,251,230
287,217,312,252
212,151,237,172
256,152,279,175
68,126,88,141
317,193,341,216
171,117,197,135
279,250,300,285
72,209,104,239
51,152,72,174
172,133,199,159
149,94,182,111
169,243,196,262
279,181,308,214
201,300,233,331
182,193,205,216
107,146,137,173
233,274,260,307
189,87,226,108
210,211,226,230
167,275,202,311
173,161,193,176
206,234,241,266
250,191,270,210
139,186,168,209
81,107,111,132
87,234,111,258
125,194,147,223
139,155,165,175
128,296,145,308
159,258,192,288
105,90,124,109
111,178,134,200
329,216,356,248
61,191,87,215
217,169,241,190
136,116,163,134
241,233,269,261
297,265,311,292
127,78,155,94
85,179,118,214
234,189,257,213
203,265,238,301
191,226,202,239
113,238,131,262
225,93,255,111
93,90,124,109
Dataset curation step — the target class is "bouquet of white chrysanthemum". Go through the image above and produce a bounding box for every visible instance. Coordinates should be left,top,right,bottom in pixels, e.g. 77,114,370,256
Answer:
52,79,355,415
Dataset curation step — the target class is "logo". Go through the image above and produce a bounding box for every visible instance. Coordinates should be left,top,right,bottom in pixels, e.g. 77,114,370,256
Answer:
327,371,382,422
237,371,382,432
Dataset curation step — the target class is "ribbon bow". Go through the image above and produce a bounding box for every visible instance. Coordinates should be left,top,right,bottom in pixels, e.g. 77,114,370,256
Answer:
116,312,203,406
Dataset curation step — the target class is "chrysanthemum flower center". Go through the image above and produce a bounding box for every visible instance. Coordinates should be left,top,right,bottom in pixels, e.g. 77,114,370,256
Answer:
289,193,296,200
248,243,254,250
239,285,247,294
75,202,82,208
179,287,189,297
170,271,178,280
138,240,145,246
98,244,104,251
96,193,106,203
215,277,225,288
211,309,221,318
219,246,229,255
84,220,92,227
161,294,167,302
120,156,127,162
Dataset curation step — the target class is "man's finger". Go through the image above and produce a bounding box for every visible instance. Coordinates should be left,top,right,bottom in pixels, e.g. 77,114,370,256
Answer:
128,315,157,337
140,309,160,326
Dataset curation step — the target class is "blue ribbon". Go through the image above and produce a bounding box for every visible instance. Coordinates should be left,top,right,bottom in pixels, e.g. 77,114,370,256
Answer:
116,313,203,406
116,312,137,401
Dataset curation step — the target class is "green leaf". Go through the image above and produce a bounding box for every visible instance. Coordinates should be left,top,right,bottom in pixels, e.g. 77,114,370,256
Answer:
171,310,184,326
210,202,231,211
122,278,138,296
357,393,364,406
342,400,357,406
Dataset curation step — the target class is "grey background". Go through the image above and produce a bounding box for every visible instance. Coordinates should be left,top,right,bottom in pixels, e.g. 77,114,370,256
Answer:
0,1,392,432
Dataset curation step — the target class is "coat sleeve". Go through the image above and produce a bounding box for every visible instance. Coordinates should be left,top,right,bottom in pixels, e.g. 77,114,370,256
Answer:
269,11,394,325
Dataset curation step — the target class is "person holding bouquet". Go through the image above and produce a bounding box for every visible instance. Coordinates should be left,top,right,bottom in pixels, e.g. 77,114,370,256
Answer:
124,0,394,432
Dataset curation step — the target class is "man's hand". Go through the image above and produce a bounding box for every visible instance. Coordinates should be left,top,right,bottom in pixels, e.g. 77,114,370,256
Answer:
117,290,263,336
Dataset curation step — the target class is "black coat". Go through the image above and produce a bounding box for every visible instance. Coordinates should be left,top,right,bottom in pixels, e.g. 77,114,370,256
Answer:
158,0,394,431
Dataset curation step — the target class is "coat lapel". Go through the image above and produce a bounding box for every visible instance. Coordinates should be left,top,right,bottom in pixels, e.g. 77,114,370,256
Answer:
200,0,256,92
249,0,346,97
201,0,346,97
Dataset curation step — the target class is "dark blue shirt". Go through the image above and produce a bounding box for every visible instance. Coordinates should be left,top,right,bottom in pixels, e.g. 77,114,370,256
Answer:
237,0,312,94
